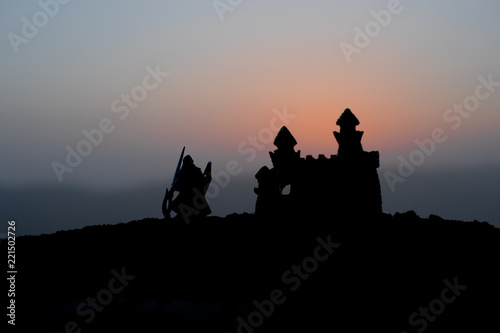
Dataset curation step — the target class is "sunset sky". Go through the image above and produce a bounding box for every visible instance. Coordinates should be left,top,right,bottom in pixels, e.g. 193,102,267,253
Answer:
1,0,499,235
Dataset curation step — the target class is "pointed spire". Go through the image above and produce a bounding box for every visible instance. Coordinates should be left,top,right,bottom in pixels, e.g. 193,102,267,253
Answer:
336,108,360,128
273,126,297,149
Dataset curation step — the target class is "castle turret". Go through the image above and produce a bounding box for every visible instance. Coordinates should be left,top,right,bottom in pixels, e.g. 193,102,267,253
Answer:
273,126,297,151
336,108,359,130
333,108,364,158
270,126,301,170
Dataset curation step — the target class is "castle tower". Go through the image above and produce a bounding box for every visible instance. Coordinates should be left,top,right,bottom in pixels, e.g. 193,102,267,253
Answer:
333,109,364,159
273,126,297,151
270,126,301,172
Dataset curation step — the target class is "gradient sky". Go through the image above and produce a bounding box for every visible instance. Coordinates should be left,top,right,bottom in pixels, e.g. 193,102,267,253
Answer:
1,0,499,235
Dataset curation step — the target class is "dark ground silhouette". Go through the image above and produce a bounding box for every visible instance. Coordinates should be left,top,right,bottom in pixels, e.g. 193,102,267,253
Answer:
6,109,500,332
9,213,500,332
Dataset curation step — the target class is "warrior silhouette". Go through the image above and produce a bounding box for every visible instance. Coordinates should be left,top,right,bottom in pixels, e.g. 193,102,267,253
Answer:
163,154,212,222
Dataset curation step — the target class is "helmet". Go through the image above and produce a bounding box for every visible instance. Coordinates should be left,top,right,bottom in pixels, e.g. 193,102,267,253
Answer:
183,155,194,165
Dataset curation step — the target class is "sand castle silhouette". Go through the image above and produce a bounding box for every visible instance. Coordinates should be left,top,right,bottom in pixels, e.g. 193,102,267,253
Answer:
255,108,382,217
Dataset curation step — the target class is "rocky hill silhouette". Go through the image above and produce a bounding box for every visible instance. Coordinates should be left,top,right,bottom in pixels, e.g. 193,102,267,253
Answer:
9,212,500,332
6,109,500,332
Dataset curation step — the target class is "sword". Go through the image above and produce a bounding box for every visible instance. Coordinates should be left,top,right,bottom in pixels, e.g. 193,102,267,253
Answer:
162,146,185,219
172,146,185,186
